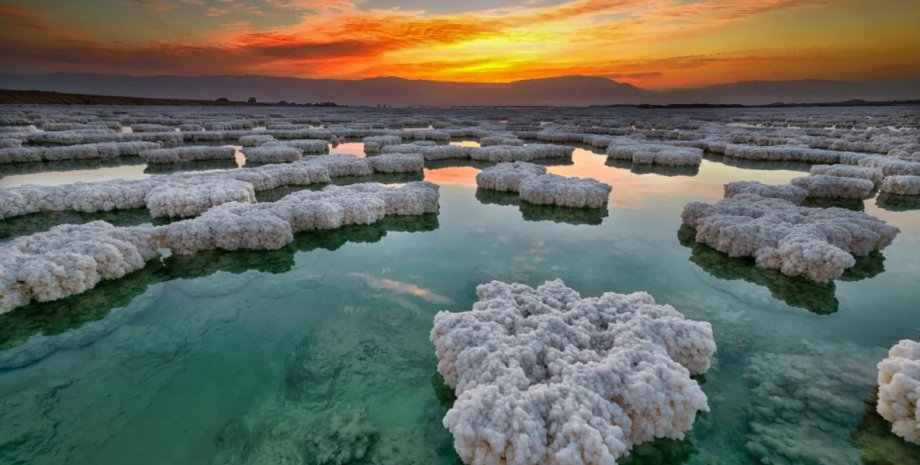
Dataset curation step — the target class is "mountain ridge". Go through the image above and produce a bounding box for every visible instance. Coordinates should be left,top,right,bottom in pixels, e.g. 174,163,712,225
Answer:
0,73,917,106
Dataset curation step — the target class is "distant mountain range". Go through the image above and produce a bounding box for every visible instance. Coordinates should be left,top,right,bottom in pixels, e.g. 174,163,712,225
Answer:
0,73,918,106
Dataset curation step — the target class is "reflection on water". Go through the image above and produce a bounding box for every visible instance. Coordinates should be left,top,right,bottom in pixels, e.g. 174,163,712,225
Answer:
0,160,150,187
876,194,920,212
144,159,240,174
475,189,609,225
676,225,885,315
851,389,920,465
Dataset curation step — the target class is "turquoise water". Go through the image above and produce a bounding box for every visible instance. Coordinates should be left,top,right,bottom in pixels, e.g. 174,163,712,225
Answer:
1,148,919,464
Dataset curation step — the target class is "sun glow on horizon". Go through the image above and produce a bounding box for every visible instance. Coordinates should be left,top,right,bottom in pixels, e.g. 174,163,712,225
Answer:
1,0,918,88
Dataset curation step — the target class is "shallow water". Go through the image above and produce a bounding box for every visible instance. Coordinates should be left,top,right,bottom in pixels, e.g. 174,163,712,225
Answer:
1,148,919,465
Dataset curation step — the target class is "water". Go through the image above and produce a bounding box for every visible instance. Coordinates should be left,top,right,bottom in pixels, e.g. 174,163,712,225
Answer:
1,148,919,465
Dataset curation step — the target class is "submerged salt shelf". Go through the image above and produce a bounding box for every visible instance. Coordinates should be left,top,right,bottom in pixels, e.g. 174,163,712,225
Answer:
431,280,715,465
0,182,439,312
1,104,920,465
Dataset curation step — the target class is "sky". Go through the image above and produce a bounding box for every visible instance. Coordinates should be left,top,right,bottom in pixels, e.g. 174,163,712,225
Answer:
1,0,918,89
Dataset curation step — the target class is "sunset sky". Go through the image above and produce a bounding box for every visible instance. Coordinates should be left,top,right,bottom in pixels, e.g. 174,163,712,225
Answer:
1,0,918,89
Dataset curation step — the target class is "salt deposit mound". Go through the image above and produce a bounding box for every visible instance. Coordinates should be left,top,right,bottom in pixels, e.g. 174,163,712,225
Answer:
0,141,161,163
682,193,899,282
877,339,920,444
519,173,612,208
366,153,424,173
264,139,329,154
381,144,471,160
810,164,885,187
880,175,920,196
430,279,715,465
476,162,547,192
0,182,439,312
242,145,303,164
469,144,573,162
145,179,256,218
364,135,402,154
139,146,236,164
790,175,875,199
0,222,161,312
606,142,702,167
724,180,808,204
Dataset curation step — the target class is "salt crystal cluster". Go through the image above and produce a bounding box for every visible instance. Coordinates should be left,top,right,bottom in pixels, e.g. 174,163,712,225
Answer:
0,141,161,163
0,222,161,312
264,139,329,154
239,134,275,147
790,175,875,199
682,193,899,281
724,180,808,204
469,144,573,162
475,162,547,192
0,182,439,312
519,173,611,208
365,153,424,173
242,145,303,164
363,135,402,153
381,144,471,160
809,164,885,187
139,146,236,164
880,175,920,196
430,279,715,465
876,339,920,444
606,141,702,166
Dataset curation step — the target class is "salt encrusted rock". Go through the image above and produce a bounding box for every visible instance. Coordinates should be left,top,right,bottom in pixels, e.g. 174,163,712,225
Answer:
682,193,899,282
139,146,236,164
519,173,611,208
381,144,472,160
876,339,920,444
145,179,257,218
476,162,547,192
264,139,329,154
791,175,875,199
430,279,715,465
724,180,808,204
242,145,303,164
810,164,885,187
0,221,161,312
0,138,21,148
363,135,402,153
239,134,275,147
880,175,920,196
365,153,424,173
131,123,172,133
858,156,920,176
469,144,573,162
606,142,703,166
721,144,850,163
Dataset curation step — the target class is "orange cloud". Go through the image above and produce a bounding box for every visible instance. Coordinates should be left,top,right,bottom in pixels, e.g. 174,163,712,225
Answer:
0,0,917,87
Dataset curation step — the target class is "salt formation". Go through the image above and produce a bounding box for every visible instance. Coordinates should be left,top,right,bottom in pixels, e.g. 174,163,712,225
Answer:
790,175,875,199
381,144,472,160
363,135,402,153
242,145,303,164
139,146,236,164
724,181,808,204
480,136,524,146
880,176,920,196
161,181,439,255
876,339,920,444
469,144,573,162
476,162,547,192
145,179,257,218
606,142,702,166
430,279,715,465
519,174,612,208
0,141,161,163
264,139,329,154
365,153,424,173
810,164,885,187
0,222,160,311
0,182,439,312
858,156,920,176
239,134,275,147
682,193,900,281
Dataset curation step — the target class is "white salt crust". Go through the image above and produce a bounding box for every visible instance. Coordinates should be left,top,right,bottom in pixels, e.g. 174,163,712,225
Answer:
790,175,875,199
0,182,439,313
139,146,237,164
242,145,303,164
876,339,920,444
475,162,547,192
519,173,612,208
469,144,574,162
606,142,703,167
724,180,808,204
879,175,920,196
681,193,899,282
431,279,715,465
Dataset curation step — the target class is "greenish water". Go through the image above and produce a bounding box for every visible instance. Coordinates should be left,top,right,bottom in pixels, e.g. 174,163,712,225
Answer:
2,148,919,465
